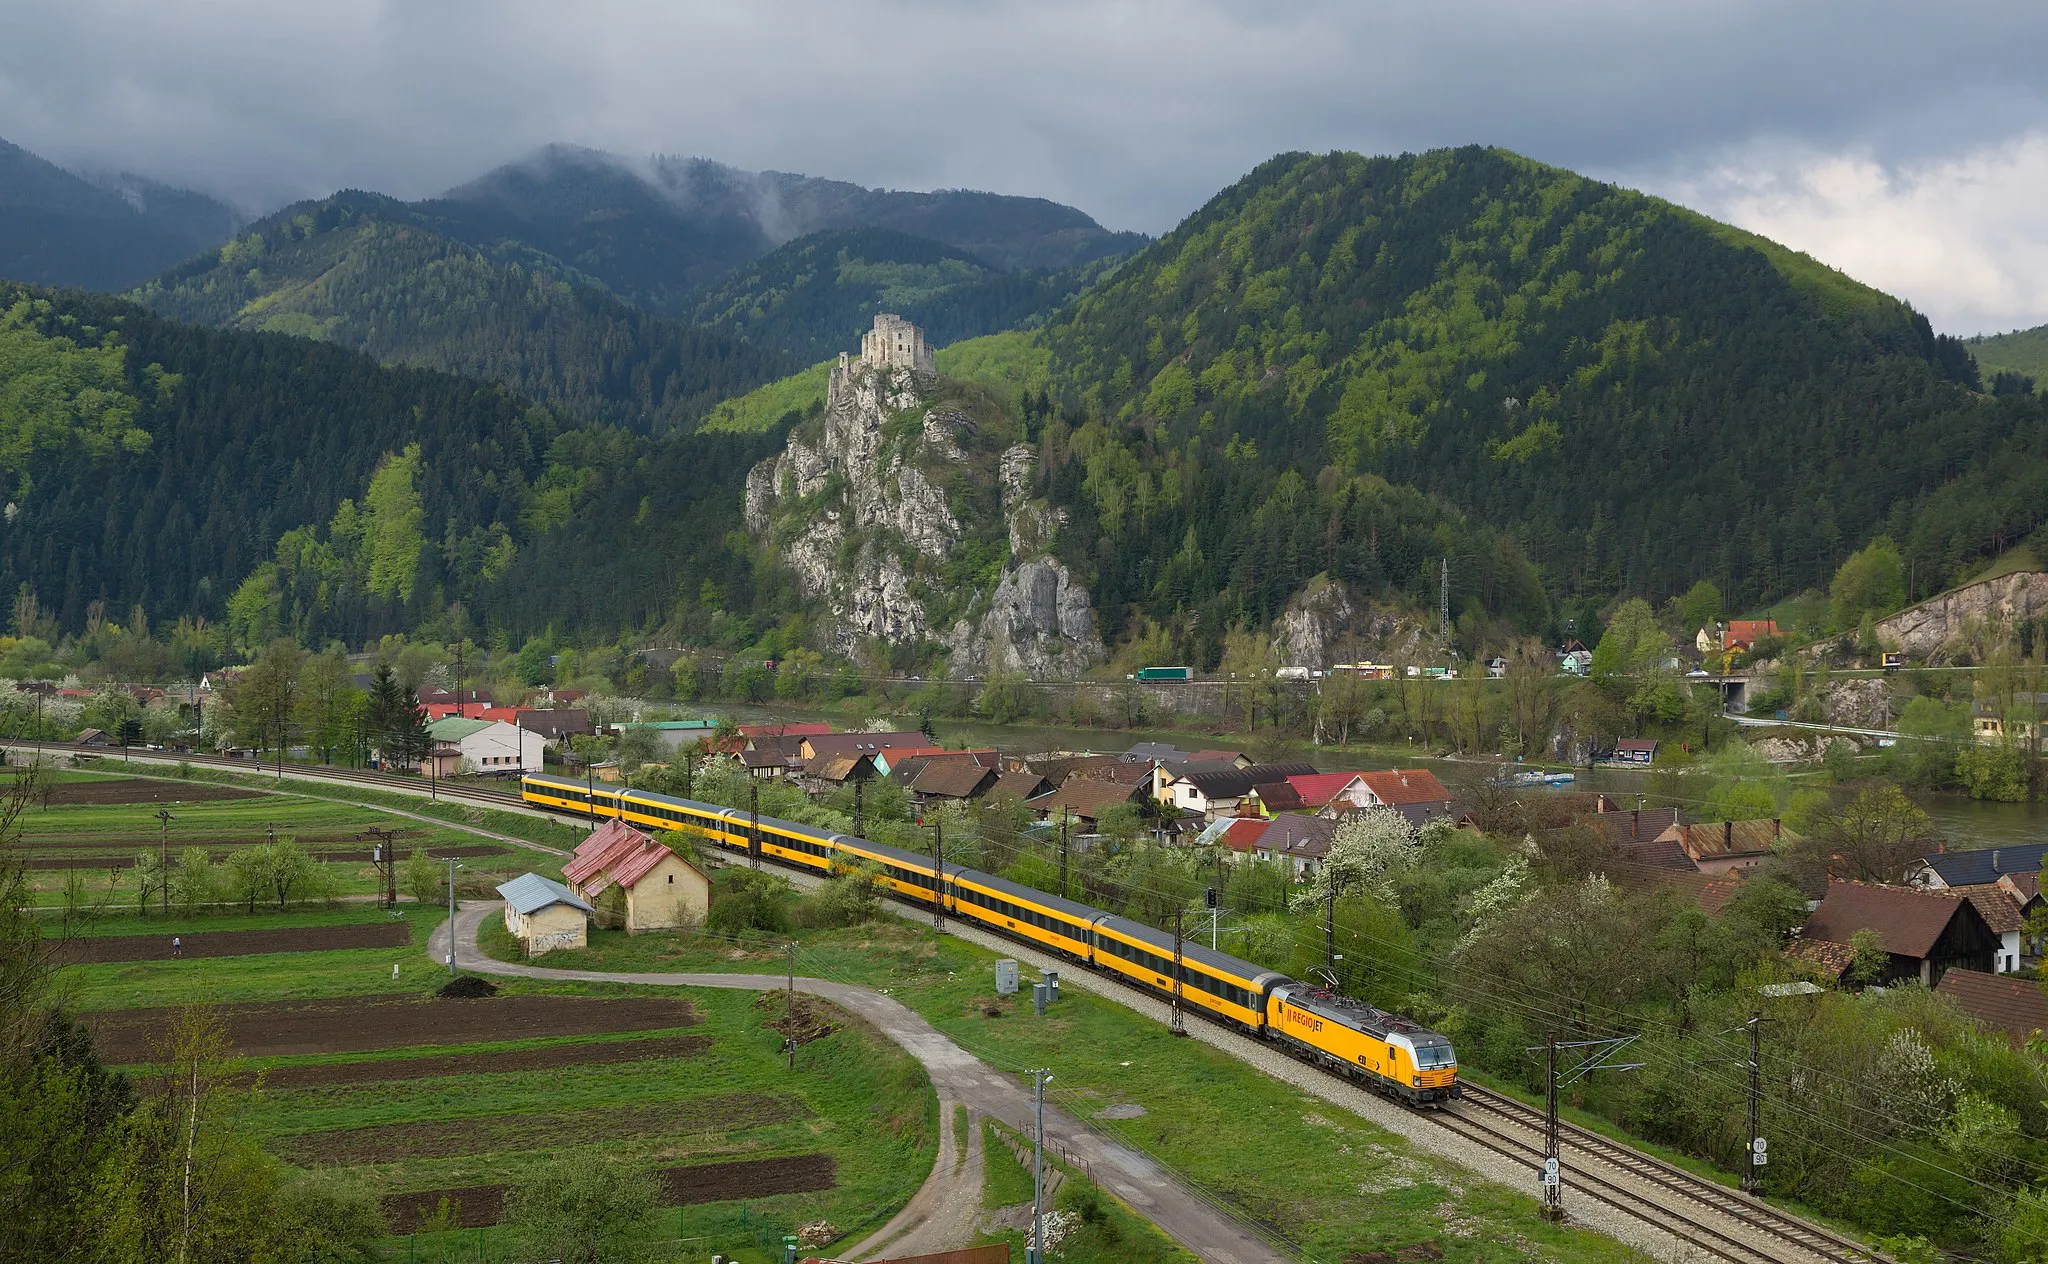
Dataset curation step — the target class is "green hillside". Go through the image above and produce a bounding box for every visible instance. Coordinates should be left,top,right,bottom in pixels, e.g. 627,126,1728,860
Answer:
698,331,1051,433
1034,146,2031,643
0,281,782,649
132,192,791,432
689,227,1105,365
1965,323,2048,392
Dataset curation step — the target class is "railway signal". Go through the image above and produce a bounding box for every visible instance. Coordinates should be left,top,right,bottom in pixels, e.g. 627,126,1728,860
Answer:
932,814,945,930
1170,910,1187,1037
1743,1009,1769,1194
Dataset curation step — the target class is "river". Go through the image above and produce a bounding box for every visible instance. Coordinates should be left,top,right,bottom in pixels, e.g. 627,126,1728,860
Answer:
695,704,2047,852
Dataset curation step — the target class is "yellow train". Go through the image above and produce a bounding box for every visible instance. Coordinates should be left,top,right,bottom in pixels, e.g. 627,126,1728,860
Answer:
520,773,1458,1105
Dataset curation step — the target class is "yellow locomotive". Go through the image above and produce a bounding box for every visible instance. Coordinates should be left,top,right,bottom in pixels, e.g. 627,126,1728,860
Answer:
519,773,1458,1104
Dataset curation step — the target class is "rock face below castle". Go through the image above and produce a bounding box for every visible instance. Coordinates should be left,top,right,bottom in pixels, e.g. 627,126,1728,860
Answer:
743,316,1104,676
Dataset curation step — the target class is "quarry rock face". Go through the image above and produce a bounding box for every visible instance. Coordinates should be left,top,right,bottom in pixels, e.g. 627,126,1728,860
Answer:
744,315,1102,675
1875,571,2048,660
1271,577,1428,670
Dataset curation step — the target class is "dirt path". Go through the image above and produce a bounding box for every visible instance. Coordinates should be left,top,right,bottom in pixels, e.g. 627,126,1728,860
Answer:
435,904,1288,1264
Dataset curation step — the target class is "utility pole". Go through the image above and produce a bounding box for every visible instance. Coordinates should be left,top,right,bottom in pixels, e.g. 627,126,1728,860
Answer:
1324,880,1338,977
683,750,696,800
932,814,946,929
1439,556,1450,642
1542,1033,1562,1222
787,941,798,1071
155,808,174,916
445,858,459,974
1170,910,1187,1036
1744,1009,1765,1195
1029,1070,1052,1264
852,773,864,836
1058,807,1070,899
452,641,466,719
366,826,399,910
749,781,761,870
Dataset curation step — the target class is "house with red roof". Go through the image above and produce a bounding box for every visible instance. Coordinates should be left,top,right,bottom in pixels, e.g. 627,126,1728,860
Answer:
562,820,710,933
1356,770,1454,826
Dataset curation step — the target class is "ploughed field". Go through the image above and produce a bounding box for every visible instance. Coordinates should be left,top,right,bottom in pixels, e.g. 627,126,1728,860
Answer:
56,904,936,1256
11,770,558,902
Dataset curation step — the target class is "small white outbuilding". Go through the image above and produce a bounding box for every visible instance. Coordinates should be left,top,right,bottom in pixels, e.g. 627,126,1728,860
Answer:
496,872,594,957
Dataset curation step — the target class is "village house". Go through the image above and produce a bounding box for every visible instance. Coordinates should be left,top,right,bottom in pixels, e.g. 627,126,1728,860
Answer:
1936,969,2048,1044
562,820,710,933
1252,814,1339,879
804,752,878,795
1656,818,1793,876
496,872,594,957
984,770,1053,806
1946,883,2032,973
1031,776,1148,830
1153,760,1319,820
796,731,928,769
423,716,545,775
1185,749,1254,768
516,708,592,743
620,718,719,751
907,759,999,804
1908,844,2048,890
1798,881,2000,986
1609,738,1658,765
1354,769,1455,826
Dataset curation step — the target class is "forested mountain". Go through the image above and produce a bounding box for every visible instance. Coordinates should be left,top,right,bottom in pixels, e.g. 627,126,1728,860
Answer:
429,145,1145,316
689,227,1113,365
0,135,238,291
1030,146,2047,647
1965,323,2048,394
0,281,781,648
133,191,791,432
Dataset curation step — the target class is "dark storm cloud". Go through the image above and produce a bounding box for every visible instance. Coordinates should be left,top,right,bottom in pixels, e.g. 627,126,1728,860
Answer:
1,1,2044,329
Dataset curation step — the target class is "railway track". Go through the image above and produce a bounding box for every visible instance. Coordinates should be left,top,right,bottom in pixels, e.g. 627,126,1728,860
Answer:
6,741,531,815
1443,1085,1879,1264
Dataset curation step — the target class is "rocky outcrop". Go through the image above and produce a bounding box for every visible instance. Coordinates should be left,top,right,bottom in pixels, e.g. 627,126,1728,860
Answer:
946,557,1104,678
1816,677,1891,729
1271,576,1428,671
1875,572,2048,660
744,336,1102,676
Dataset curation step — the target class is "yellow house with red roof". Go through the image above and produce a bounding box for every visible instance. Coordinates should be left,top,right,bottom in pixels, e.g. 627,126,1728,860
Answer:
563,820,710,933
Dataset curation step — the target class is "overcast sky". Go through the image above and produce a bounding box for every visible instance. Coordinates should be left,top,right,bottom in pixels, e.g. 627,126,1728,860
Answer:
3,1,2043,334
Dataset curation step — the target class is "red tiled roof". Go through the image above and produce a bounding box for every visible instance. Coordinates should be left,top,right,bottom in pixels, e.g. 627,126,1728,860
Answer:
911,761,998,799
1284,772,1365,809
607,837,686,890
986,771,1052,804
1036,777,1145,822
1785,936,1856,979
1803,881,1980,959
1937,969,2048,1043
1187,750,1248,764
1672,819,1792,860
1357,769,1451,807
2000,872,2042,904
1219,818,1270,853
1953,885,2027,934
1727,619,1780,645
564,820,650,890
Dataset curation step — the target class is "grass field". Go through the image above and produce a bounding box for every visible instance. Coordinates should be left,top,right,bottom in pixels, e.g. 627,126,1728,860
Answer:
12,767,571,909
977,1118,1196,1263
54,905,936,1263
482,919,1648,1263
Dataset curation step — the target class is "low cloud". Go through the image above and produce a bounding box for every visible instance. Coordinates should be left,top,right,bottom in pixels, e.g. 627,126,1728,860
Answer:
1657,132,2048,335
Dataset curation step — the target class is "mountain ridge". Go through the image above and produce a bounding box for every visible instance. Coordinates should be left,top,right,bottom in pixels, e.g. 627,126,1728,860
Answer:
0,135,240,292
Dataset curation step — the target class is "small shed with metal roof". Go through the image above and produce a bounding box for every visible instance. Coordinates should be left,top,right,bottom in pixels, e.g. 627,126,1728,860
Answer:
496,873,594,957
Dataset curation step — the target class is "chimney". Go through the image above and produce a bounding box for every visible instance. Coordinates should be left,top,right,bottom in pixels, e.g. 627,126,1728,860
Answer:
1772,818,1782,840
1631,809,1640,839
1724,820,1734,851
1994,849,2002,873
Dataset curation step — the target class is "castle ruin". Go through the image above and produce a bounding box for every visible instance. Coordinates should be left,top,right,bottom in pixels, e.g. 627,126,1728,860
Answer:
829,313,935,411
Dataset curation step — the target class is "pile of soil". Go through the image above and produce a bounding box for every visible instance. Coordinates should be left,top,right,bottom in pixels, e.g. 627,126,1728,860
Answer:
87,993,699,1062
437,976,499,999
51,922,411,964
249,1033,710,1090
755,990,840,1047
1345,1246,1444,1264
382,1154,838,1232
276,1093,804,1164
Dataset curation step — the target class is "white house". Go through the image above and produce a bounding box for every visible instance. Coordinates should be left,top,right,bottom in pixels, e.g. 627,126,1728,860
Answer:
424,716,545,775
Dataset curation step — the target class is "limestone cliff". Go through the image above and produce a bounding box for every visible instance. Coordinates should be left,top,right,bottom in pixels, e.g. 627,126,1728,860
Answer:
743,335,1103,676
1874,571,2048,660
1271,576,1428,671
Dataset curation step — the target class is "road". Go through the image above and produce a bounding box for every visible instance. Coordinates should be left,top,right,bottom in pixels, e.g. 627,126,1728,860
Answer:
432,903,1291,1264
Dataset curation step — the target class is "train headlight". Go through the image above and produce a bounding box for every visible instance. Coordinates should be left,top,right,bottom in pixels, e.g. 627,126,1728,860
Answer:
1411,1076,1421,1086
